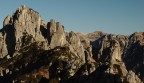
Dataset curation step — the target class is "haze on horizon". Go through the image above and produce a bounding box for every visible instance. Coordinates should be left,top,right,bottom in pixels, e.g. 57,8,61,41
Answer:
0,0,144,35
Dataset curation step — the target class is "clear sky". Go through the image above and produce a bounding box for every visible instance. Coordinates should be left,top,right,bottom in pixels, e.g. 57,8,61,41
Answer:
0,0,144,35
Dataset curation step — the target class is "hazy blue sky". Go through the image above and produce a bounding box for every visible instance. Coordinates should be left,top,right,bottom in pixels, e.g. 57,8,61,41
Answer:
0,0,144,35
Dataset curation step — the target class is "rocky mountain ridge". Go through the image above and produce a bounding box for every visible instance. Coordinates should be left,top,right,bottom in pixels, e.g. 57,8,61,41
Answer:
0,5,144,83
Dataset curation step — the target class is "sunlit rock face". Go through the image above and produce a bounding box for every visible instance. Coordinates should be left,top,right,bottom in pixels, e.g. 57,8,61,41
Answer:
1,5,48,58
0,5,143,83
47,19,68,49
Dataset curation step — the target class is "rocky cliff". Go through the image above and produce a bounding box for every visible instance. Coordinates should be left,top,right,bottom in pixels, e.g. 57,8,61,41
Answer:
0,5,143,83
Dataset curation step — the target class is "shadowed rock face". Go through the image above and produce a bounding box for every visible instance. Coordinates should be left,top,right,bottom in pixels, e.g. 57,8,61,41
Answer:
0,5,143,83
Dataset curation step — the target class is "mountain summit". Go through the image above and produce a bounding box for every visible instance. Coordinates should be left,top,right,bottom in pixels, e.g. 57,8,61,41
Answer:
0,6,144,83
